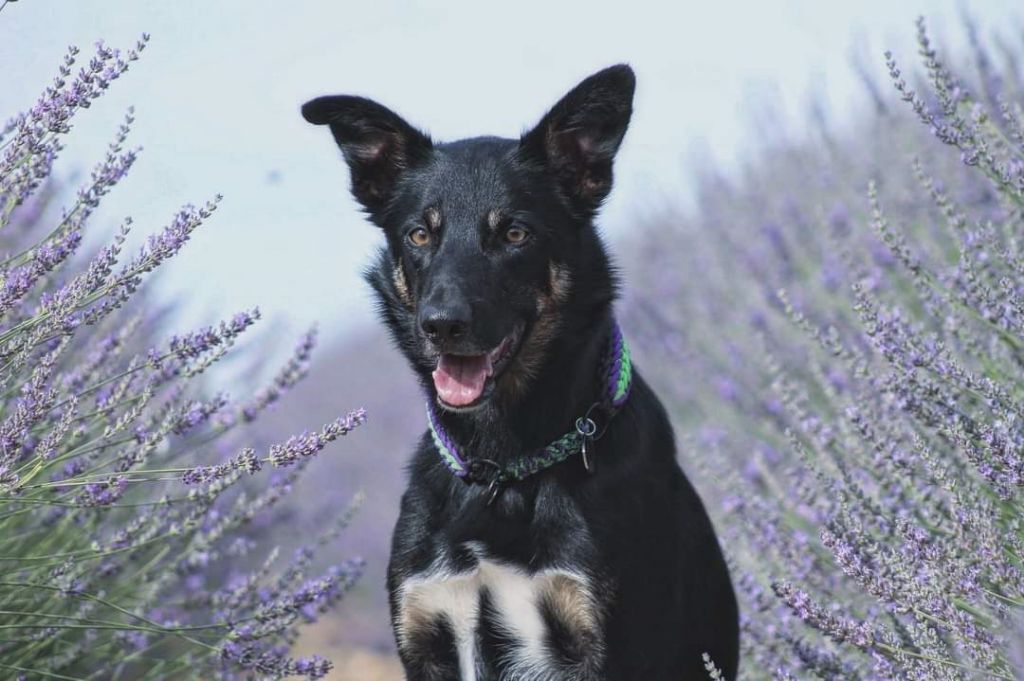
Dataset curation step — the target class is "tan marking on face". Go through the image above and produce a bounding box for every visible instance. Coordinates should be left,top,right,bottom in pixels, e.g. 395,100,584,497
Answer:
393,260,414,308
498,262,571,401
548,261,572,305
424,206,442,230
487,209,502,230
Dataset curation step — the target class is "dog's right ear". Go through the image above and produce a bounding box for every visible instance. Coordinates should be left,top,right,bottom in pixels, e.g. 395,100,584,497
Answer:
519,65,635,220
301,96,433,217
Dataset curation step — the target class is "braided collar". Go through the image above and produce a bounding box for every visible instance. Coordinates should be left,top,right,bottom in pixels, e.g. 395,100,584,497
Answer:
425,320,633,505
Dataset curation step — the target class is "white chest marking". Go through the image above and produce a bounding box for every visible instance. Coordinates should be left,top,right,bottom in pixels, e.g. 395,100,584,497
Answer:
397,556,598,680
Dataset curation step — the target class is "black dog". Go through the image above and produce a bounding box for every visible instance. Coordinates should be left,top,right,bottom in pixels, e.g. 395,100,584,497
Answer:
302,65,739,680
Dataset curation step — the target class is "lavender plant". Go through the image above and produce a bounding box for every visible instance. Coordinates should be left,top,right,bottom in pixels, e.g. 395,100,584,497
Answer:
0,35,366,680
623,17,1024,680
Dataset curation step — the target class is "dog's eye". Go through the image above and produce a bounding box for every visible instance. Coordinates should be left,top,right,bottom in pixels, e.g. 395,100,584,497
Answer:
408,227,431,247
504,226,530,244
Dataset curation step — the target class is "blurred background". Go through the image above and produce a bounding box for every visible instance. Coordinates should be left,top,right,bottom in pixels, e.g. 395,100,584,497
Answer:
2,1,1021,678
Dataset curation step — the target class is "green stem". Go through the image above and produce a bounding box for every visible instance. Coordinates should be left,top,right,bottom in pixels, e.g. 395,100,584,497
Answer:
0,663,85,681
875,642,1013,680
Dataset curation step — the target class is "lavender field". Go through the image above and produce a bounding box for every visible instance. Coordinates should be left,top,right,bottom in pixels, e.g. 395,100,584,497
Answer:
2,5,1024,681
621,18,1024,679
0,35,368,680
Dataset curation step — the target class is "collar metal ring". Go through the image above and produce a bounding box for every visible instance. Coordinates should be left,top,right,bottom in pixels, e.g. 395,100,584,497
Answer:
575,416,598,437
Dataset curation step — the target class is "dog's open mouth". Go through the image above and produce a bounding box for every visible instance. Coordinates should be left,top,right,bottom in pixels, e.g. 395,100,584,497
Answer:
431,324,524,409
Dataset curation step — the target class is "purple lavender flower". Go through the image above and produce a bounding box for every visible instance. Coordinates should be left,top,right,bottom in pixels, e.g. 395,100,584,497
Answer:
169,307,259,361
181,447,262,485
268,408,367,468
76,475,127,506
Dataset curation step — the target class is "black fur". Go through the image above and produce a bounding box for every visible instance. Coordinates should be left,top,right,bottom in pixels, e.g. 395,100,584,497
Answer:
303,64,739,680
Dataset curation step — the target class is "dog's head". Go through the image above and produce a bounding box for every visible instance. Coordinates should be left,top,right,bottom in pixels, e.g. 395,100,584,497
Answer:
302,65,633,413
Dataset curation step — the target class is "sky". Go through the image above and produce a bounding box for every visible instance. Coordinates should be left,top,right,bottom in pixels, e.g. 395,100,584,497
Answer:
1,0,1020,347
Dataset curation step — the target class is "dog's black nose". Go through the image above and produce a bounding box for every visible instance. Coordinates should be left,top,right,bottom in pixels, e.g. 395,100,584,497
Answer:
420,307,470,345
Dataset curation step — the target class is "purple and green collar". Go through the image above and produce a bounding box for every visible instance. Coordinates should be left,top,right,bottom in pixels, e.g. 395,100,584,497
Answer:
425,320,633,504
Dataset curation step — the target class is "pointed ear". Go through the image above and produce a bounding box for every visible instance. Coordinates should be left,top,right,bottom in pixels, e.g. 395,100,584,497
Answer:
301,95,433,216
520,64,635,218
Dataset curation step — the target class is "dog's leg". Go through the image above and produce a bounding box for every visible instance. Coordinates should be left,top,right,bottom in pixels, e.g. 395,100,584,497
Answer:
536,571,605,680
397,619,463,681
396,570,480,680
473,563,605,680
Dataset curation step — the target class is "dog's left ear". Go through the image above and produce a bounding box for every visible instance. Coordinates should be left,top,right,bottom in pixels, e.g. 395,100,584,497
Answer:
301,95,433,219
520,64,635,218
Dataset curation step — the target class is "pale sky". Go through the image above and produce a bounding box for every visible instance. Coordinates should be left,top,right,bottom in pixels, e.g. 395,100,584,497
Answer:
1,0,1018,345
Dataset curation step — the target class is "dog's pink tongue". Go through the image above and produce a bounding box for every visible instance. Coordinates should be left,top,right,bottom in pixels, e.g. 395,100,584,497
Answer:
433,354,491,407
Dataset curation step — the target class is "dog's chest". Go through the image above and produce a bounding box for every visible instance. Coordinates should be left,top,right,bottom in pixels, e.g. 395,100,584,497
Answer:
396,545,601,679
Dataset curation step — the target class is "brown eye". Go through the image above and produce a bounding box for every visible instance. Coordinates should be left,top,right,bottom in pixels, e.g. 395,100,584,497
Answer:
408,227,431,247
504,226,529,244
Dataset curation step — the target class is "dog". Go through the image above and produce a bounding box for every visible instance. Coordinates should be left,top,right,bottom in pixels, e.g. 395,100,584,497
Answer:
302,64,739,680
